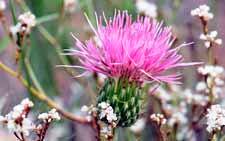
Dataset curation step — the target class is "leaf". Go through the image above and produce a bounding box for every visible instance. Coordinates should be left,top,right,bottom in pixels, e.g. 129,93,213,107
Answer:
0,36,10,53
79,0,96,25
9,0,17,24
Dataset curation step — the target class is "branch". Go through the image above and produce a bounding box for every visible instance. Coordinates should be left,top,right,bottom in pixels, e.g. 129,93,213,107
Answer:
0,61,89,123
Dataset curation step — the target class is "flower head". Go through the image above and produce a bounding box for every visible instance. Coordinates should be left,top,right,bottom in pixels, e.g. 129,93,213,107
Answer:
70,11,197,84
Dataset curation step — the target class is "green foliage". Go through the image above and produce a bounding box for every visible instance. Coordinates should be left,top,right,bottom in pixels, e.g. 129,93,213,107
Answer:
0,36,10,53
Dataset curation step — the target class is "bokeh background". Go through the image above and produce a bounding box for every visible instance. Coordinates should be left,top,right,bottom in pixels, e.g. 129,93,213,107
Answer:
0,0,225,140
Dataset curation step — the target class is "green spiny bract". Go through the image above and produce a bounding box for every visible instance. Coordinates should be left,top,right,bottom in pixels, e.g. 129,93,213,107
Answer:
97,78,143,127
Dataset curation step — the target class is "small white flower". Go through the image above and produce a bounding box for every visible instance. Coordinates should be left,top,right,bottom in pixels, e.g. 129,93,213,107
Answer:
129,118,146,133
0,115,6,122
18,12,36,28
7,120,17,133
81,105,89,112
98,102,117,124
100,125,113,138
191,4,213,21
10,12,36,37
168,110,188,126
199,31,222,48
198,65,224,77
64,0,77,13
154,87,172,102
98,102,109,109
136,0,157,18
21,118,35,136
214,78,224,86
38,109,60,122
0,0,6,11
49,109,61,120
85,115,92,122
196,81,207,92
212,87,223,98
106,112,117,123
38,113,49,120
21,98,34,108
150,113,167,125
206,105,225,132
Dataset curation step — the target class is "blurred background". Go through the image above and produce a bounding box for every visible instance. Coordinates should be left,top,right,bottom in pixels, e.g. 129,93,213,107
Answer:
0,0,225,140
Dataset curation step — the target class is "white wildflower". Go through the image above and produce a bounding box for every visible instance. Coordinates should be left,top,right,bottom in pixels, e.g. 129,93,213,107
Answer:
0,115,6,123
150,113,167,125
7,120,17,133
49,109,60,120
100,125,113,138
38,113,49,121
191,4,213,21
10,12,36,37
0,98,35,137
21,98,34,108
167,103,188,126
0,0,6,11
168,112,188,126
212,87,223,99
206,105,225,132
136,0,157,18
64,0,77,13
81,105,89,112
200,31,222,48
6,118,34,136
214,78,224,86
129,118,146,133
21,118,35,136
81,104,97,116
196,81,208,92
198,65,224,77
98,102,117,124
18,12,36,28
183,89,209,106
98,102,109,109
154,87,172,102
38,109,60,122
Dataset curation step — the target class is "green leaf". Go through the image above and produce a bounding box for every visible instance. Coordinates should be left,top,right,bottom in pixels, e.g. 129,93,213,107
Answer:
0,36,10,53
9,0,17,24
79,0,96,25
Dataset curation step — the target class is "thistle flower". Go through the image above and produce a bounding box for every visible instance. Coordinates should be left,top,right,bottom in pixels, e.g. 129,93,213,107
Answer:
69,11,197,127
71,11,196,84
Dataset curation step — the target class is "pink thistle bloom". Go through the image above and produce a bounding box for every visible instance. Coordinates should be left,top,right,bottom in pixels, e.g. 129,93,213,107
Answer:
69,11,198,84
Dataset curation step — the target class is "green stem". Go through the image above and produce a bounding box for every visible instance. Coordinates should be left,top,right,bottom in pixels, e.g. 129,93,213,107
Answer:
36,13,59,25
